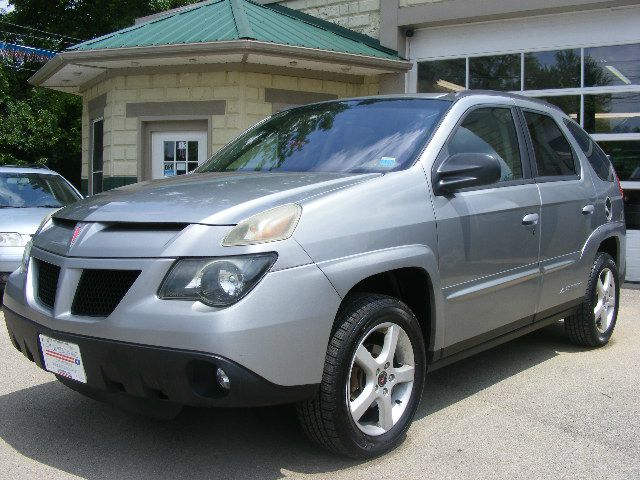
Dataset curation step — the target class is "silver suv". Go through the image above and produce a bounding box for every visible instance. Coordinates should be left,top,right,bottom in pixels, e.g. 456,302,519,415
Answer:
2,92,626,458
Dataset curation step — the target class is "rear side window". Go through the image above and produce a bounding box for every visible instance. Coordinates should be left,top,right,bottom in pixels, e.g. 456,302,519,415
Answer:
447,107,523,182
524,111,577,178
564,120,613,181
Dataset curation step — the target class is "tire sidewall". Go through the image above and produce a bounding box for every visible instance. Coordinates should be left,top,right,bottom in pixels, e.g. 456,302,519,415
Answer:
588,253,620,343
332,297,426,457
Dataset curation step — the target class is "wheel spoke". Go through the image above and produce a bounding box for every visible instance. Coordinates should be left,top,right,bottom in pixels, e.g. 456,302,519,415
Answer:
596,278,606,296
350,385,376,422
393,364,415,384
594,299,604,320
603,271,612,294
377,395,394,431
380,324,400,365
354,345,379,376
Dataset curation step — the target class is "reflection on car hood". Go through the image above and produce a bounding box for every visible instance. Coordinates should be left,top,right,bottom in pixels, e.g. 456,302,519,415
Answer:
0,207,59,234
54,172,380,225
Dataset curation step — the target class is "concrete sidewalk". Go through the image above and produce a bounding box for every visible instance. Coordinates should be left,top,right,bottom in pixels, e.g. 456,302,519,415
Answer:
0,290,638,479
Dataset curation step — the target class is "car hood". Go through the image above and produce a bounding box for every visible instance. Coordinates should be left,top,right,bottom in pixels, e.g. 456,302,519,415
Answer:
54,172,380,225
0,207,59,234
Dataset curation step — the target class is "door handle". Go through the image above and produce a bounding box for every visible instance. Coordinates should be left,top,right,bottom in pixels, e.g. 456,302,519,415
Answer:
522,213,539,226
582,204,595,215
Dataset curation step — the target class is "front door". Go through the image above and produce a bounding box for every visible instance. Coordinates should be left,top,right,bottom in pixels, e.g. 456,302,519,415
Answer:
151,131,208,179
432,105,542,354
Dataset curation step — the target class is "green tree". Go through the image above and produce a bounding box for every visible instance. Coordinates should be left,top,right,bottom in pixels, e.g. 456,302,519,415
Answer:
0,0,200,188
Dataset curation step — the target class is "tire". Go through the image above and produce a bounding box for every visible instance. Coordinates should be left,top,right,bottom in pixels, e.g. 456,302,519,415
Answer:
297,293,426,458
565,252,620,347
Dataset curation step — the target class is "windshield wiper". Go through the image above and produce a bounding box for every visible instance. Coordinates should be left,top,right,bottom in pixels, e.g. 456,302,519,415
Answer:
33,205,63,208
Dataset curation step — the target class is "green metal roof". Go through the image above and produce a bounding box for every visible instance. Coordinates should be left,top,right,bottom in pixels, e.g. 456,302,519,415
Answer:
67,0,401,60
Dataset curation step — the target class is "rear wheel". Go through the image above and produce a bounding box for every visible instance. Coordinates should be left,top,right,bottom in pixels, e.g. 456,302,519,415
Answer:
297,294,426,458
565,252,619,347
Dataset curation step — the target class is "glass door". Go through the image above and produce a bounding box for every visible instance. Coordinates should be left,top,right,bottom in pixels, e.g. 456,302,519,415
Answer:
151,131,208,179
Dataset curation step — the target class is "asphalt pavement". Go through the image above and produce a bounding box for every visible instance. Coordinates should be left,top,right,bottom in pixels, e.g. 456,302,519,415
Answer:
0,289,638,480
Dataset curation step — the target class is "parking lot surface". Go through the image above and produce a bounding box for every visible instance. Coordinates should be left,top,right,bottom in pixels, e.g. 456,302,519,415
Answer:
0,289,638,480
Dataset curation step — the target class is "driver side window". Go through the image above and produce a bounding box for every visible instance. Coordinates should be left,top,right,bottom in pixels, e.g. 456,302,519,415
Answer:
448,107,524,182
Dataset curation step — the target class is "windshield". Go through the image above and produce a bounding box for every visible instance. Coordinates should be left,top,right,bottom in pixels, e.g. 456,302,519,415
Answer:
0,172,80,208
197,98,451,174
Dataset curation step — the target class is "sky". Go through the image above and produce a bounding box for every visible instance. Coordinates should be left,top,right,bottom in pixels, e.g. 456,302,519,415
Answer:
0,0,14,13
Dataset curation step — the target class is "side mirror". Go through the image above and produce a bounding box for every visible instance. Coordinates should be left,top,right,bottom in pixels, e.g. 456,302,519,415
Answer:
433,153,502,195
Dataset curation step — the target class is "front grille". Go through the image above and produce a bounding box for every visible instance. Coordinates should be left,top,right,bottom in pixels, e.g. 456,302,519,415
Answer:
36,260,61,309
71,269,141,317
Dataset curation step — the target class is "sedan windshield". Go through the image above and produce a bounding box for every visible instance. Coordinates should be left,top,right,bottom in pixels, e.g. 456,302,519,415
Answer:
197,98,451,174
0,172,80,208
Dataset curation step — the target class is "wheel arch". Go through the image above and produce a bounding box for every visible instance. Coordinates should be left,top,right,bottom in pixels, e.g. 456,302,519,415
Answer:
317,245,444,358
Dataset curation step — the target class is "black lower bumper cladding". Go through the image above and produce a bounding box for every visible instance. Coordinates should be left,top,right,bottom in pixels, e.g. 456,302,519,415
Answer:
3,307,317,409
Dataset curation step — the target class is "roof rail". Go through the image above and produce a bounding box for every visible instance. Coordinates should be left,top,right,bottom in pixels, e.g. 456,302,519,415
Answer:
0,164,50,169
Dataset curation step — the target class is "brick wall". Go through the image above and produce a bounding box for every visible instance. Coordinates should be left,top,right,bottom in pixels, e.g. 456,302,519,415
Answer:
278,0,381,38
82,70,378,185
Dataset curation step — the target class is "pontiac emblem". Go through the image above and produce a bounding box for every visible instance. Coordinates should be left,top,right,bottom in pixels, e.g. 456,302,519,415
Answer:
69,223,87,247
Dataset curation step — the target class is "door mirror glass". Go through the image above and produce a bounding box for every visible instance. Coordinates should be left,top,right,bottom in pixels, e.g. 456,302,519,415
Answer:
433,153,502,194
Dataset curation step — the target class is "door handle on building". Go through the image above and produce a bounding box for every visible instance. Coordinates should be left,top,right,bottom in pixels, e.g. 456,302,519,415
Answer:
582,204,595,215
522,213,539,226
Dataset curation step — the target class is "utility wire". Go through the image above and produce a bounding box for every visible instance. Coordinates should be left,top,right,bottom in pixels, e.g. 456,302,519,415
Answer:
0,19,84,42
0,30,70,47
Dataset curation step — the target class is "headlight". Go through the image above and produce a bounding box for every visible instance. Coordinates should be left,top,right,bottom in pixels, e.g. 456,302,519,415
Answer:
0,233,28,247
158,253,277,307
222,204,302,246
20,240,32,273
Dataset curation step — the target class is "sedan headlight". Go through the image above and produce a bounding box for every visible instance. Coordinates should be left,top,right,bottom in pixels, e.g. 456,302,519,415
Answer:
158,253,277,307
0,233,29,247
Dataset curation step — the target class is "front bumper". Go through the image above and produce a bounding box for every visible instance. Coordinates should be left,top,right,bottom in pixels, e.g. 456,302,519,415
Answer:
4,306,318,407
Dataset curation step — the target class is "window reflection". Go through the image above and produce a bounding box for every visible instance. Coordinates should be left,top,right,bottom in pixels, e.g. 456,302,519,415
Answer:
584,92,640,133
417,59,466,93
585,43,640,87
469,54,520,91
597,141,640,181
536,96,580,122
524,49,580,89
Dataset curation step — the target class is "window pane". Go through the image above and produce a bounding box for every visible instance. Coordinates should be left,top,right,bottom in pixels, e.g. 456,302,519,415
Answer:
584,92,640,134
597,140,640,181
585,43,640,87
187,141,199,162
92,120,103,172
164,162,175,177
164,141,175,162
417,59,466,93
447,107,523,182
536,95,580,122
564,120,612,181
524,111,576,177
187,162,198,172
176,141,187,162
469,54,520,91
524,49,580,89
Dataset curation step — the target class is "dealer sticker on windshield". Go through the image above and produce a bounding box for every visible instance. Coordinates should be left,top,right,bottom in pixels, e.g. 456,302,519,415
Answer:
378,157,397,168
39,334,87,383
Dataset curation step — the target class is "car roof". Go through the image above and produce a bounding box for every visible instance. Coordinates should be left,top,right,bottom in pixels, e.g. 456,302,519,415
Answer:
283,91,567,117
0,165,61,175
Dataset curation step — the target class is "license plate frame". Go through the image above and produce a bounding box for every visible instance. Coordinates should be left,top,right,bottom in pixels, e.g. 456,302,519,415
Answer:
38,334,87,384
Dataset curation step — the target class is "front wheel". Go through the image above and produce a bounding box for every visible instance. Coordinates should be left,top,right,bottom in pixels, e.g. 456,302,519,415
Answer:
297,294,426,458
565,252,620,347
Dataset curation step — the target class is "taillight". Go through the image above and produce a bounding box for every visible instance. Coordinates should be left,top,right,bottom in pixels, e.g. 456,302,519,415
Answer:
615,173,624,197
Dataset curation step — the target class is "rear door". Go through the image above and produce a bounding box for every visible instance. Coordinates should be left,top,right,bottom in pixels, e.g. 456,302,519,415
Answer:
520,109,597,314
432,104,542,355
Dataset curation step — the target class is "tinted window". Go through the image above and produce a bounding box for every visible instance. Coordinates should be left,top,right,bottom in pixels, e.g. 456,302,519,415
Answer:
597,140,640,181
564,120,613,181
524,111,577,177
469,54,520,91
197,99,451,174
447,107,523,182
418,59,466,93
0,173,80,208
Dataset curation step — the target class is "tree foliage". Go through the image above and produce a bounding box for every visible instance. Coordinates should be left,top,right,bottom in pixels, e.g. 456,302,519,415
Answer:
0,0,200,187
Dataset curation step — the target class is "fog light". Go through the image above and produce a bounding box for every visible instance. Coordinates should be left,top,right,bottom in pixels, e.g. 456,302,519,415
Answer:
216,368,230,390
